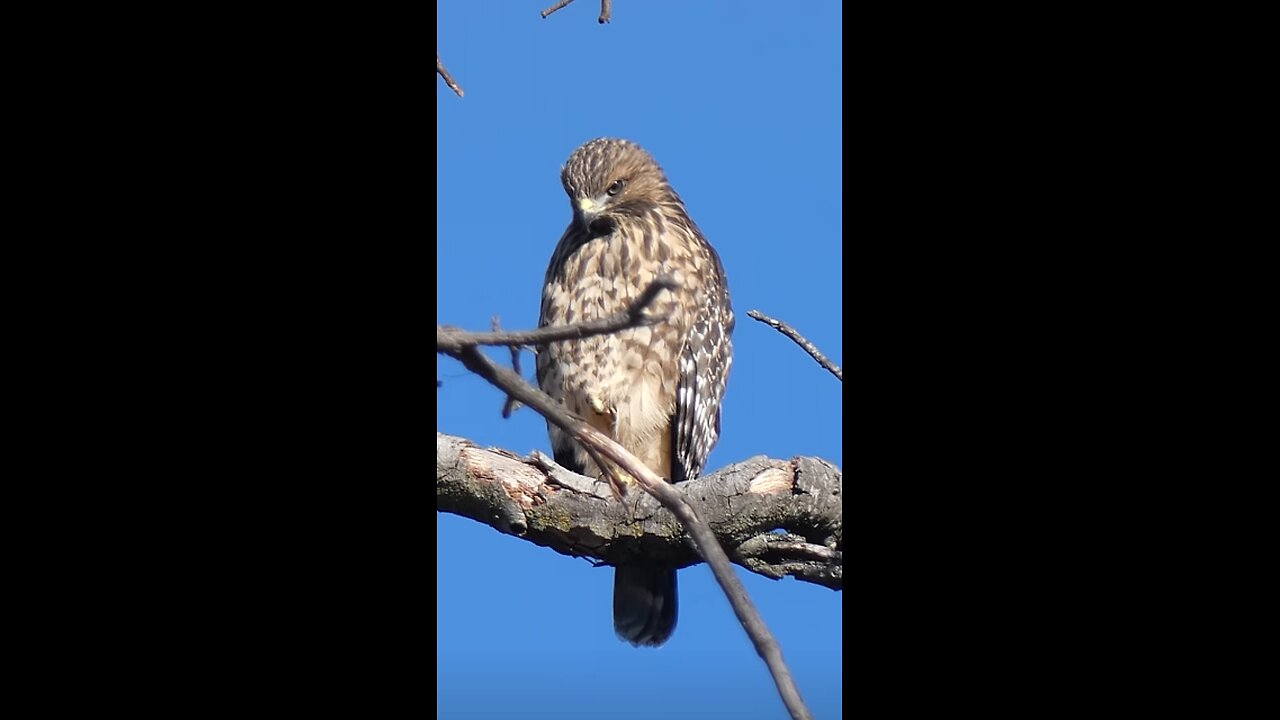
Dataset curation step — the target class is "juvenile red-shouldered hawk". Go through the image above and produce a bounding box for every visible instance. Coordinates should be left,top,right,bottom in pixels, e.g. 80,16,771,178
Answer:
536,138,734,647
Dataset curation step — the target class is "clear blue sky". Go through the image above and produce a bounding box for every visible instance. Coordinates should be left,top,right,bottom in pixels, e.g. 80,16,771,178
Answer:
437,3,842,718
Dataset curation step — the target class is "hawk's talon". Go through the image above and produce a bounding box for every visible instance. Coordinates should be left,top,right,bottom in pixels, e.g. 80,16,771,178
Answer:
588,394,608,415
532,450,616,500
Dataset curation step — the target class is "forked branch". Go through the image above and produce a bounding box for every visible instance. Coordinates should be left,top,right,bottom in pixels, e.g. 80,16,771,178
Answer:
437,316,814,720
437,276,676,351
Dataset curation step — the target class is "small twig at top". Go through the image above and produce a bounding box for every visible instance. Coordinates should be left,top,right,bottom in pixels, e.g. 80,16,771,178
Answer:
540,0,577,19
747,310,842,382
436,276,677,352
436,53,463,97
541,0,612,22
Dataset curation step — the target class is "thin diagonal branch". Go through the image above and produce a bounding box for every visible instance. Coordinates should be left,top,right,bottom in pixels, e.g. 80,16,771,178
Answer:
438,343,812,720
747,309,842,381
492,316,525,418
540,0,577,19
436,276,676,351
436,53,463,97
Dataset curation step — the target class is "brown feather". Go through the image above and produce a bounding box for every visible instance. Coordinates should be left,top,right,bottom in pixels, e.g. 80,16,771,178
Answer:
536,138,733,647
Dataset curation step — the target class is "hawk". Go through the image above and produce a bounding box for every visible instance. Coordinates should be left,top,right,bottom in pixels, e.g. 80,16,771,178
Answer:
536,138,734,647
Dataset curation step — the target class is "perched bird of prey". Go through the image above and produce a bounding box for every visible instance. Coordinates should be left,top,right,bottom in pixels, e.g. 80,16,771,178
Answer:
536,138,734,647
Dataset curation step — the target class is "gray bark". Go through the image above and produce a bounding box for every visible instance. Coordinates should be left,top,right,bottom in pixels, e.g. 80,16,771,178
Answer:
436,432,843,590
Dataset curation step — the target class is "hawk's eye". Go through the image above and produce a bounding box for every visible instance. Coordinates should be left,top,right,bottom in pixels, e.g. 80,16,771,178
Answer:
607,179,626,196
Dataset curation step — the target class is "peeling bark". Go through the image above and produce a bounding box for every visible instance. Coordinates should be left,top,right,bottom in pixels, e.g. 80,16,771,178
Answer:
437,432,842,590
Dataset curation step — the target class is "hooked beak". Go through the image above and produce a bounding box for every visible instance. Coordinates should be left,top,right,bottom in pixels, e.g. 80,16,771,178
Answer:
577,197,602,227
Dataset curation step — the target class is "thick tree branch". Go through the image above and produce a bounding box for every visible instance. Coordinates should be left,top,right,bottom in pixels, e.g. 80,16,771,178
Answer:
437,432,843,589
747,309,842,381
437,344,816,720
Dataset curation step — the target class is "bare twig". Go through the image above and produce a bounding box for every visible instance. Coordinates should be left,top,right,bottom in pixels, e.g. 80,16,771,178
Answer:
492,316,525,418
438,344,813,720
436,53,463,97
747,310,842,381
540,0,612,23
436,276,676,351
540,0,577,19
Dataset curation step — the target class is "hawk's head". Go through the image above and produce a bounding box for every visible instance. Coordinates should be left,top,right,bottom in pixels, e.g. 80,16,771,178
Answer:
561,138,675,236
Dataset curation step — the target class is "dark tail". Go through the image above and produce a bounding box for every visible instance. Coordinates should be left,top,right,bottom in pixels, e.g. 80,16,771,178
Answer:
613,566,678,647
